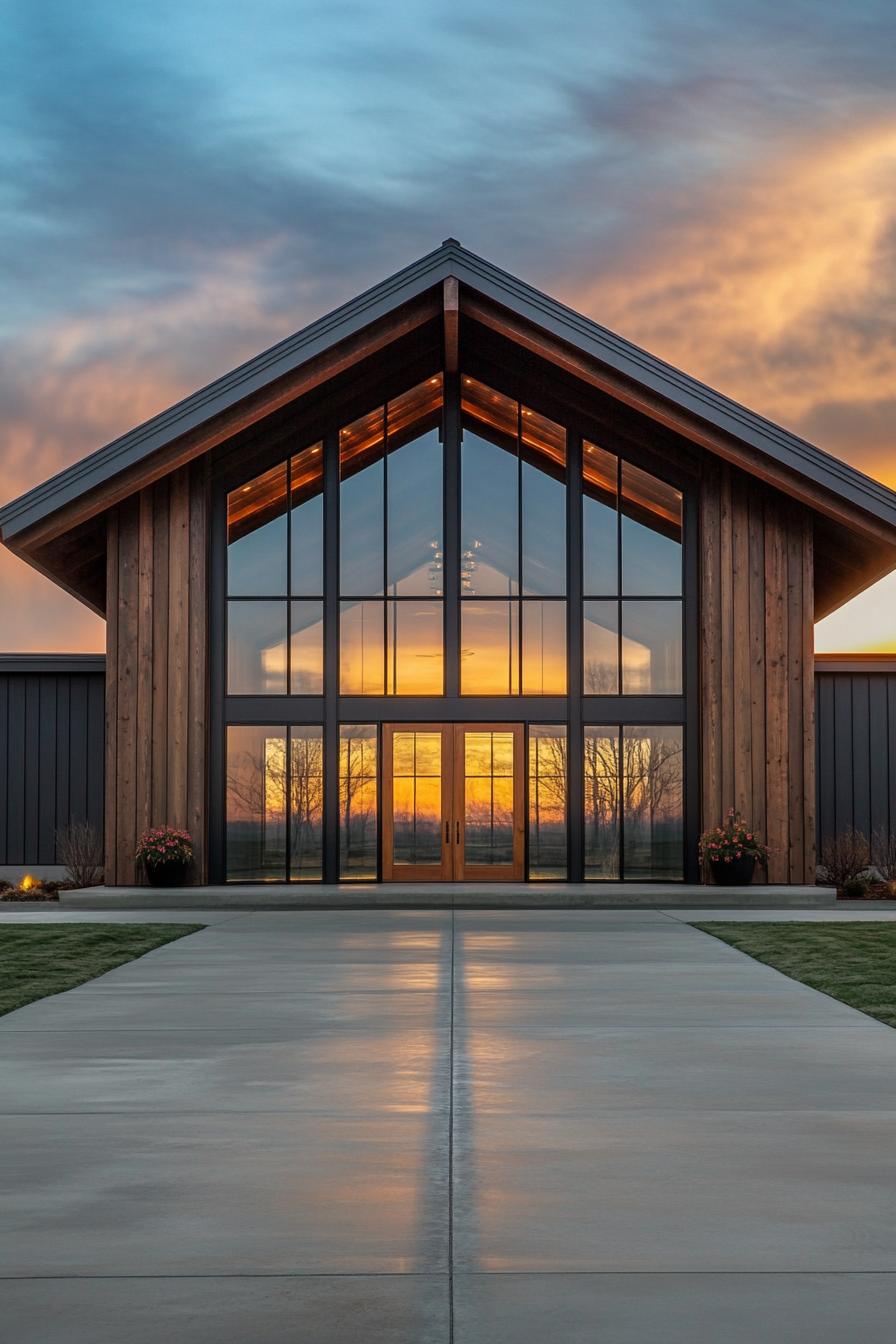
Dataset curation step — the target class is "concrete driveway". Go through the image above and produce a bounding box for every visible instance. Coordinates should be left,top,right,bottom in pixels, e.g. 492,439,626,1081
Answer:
2,908,896,1340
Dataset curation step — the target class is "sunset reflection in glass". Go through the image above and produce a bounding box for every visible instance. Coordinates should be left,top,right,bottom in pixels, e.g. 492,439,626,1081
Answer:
391,731,442,867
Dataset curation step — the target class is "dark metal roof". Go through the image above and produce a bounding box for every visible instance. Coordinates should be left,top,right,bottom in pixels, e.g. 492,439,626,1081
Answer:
0,653,105,674
815,653,896,674
3,238,896,541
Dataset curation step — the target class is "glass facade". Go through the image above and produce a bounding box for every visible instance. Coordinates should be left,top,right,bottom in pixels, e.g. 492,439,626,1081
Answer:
583,725,684,880
339,725,378,878
339,378,444,693
583,442,682,696
528,725,567,879
226,445,323,696
225,724,323,881
220,370,689,883
460,378,567,695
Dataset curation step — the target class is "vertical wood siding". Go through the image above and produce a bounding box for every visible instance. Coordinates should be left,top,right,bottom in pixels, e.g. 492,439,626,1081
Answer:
105,461,209,884
0,663,105,866
700,460,816,883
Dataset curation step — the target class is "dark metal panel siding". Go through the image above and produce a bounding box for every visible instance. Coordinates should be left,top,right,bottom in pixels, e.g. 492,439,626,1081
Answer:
0,665,105,866
816,669,896,854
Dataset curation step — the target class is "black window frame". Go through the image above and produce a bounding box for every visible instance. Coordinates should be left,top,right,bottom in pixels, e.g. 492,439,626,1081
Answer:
208,366,700,884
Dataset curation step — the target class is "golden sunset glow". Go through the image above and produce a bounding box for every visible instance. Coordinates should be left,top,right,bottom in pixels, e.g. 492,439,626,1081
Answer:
3,97,895,651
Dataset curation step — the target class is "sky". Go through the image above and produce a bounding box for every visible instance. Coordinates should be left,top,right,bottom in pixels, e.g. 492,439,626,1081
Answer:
1,0,894,653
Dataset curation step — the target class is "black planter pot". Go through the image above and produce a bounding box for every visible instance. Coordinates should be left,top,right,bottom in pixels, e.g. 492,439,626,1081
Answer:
144,859,191,888
709,855,757,887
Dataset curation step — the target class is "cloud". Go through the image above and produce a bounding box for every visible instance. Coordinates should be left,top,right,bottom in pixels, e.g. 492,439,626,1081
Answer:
1,0,895,650
556,121,896,483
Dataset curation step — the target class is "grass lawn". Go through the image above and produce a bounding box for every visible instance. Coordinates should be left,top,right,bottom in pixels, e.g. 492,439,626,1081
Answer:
697,922,896,1028
0,924,203,1017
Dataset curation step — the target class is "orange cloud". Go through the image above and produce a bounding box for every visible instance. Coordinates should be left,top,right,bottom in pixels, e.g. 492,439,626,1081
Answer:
562,122,896,460
556,119,896,648
0,247,301,650
2,153,895,654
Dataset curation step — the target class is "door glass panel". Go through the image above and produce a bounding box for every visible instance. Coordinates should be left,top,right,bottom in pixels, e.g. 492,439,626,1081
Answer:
386,600,444,695
528,726,567,879
521,600,567,694
583,443,618,595
340,600,385,694
340,406,385,596
290,600,323,694
621,600,682,694
227,463,288,597
464,731,514,867
339,725,378,878
289,726,323,880
583,600,619,694
227,600,287,695
461,601,519,695
461,431,518,596
225,726,287,880
584,727,620,879
621,462,682,596
623,726,684,879
290,444,324,596
391,731,442,867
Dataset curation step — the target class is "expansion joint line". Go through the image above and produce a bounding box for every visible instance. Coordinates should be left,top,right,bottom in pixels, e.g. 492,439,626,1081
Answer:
448,906,456,1342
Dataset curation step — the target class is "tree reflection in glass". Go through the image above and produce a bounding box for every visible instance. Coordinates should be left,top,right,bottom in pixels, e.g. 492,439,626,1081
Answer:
529,726,567,879
340,725,378,878
225,725,287,880
290,727,323,879
623,726,684,879
584,728,620,878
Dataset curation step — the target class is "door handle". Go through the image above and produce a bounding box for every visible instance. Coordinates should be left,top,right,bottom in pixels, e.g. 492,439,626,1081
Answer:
445,821,450,845
456,819,460,844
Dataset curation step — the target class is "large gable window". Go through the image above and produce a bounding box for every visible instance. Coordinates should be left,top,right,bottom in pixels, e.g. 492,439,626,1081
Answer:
583,444,683,696
226,444,324,695
339,376,444,695
460,377,567,695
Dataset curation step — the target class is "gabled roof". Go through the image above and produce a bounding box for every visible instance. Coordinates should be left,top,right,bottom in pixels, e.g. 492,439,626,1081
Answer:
2,238,896,598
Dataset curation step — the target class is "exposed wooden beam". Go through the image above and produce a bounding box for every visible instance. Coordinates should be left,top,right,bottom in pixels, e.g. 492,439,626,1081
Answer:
443,277,459,373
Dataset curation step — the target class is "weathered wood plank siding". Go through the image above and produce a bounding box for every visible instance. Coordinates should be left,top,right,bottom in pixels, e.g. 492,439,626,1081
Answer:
104,461,208,884
700,460,816,883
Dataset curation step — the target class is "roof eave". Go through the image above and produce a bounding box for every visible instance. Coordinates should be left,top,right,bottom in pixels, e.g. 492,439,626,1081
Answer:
2,238,896,552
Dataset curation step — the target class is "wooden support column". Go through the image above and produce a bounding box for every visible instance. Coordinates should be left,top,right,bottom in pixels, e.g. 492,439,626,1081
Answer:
700,459,816,884
104,464,209,885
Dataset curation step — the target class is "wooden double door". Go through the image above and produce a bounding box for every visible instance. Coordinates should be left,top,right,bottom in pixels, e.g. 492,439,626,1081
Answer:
382,723,525,881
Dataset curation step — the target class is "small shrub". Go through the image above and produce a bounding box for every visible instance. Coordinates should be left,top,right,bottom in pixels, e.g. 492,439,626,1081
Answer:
871,829,896,885
818,828,870,889
842,875,871,900
56,822,104,889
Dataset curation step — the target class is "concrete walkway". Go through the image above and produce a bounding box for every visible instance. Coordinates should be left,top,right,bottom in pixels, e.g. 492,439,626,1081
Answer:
2,908,896,1340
